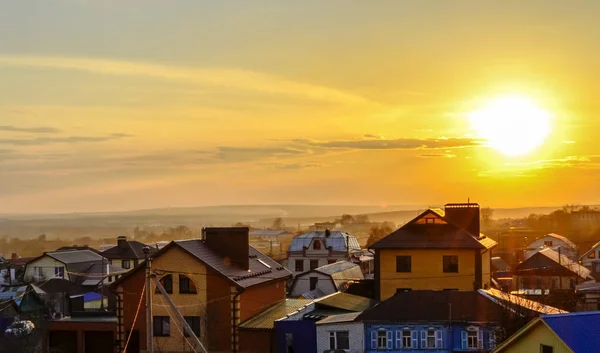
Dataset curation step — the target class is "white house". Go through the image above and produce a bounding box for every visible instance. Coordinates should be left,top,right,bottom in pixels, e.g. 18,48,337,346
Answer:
287,230,362,276
316,312,364,353
580,240,600,270
525,233,578,261
290,261,364,298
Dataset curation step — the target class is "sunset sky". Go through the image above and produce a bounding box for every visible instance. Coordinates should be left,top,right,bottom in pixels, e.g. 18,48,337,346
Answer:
1,1,599,213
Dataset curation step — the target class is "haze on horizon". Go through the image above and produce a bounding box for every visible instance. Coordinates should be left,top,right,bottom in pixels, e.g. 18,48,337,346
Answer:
1,1,600,214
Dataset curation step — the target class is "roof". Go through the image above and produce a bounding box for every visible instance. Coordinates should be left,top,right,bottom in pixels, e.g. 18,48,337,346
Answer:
518,247,593,280
479,288,567,315
70,292,103,302
312,261,364,290
532,233,577,249
0,285,28,301
238,299,313,330
249,230,291,237
491,257,511,272
300,288,326,300
46,250,104,264
31,278,83,294
101,240,157,260
9,257,37,267
314,292,377,312
316,312,362,325
288,231,361,253
357,290,506,323
369,209,496,250
50,316,117,323
580,240,600,260
314,261,359,276
542,311,600,353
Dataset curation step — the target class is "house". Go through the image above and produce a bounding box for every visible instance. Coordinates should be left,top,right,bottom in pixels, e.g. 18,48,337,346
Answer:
370,203,497,300
112,227,292,353
492,311,600,353
101,235,157,270
7,254,37,285
525,233,578,262
514,247,593,292
24,249,124,286
579,240,600,270
249,229,294,242
273,292,377,353
0,284,47,317
316,312,364,353
290,261,364,298
287,230,362,276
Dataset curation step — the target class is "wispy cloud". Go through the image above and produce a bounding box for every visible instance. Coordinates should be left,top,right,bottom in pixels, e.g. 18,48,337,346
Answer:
0,55,378,106
0,125,61,133
304,137,482,150
216,146,309,161
419,153,457,158
0,134,131,146
479,156,600,177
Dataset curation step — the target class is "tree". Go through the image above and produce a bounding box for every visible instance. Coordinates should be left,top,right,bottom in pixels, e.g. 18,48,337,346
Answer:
272,218,284,229
481,207,494,227
340,214,355,225
354,214,370,224
366,222,394,247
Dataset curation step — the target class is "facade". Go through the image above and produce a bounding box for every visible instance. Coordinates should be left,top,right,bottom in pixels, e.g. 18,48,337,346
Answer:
514,247,593,291
492,311,600,353
101,236,156,270
290,261,364,298
580,240,600,270
316,312,364,353
287,230,362,276
370,204,497,300
112,227,292,353
525,233,578,262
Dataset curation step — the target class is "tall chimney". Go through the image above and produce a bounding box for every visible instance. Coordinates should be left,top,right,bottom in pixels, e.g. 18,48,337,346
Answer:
444,203,481,237
11,253,18,261
117,236,127,249
204,227,250,270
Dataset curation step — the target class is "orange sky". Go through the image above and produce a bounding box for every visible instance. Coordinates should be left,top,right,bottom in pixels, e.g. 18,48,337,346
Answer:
0,1,599,213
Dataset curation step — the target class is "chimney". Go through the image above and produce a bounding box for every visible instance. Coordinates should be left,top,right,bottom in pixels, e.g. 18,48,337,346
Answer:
11,253,18,260
325,229,331,237
444,203,481,236
117,236,127,249
204,227,250,270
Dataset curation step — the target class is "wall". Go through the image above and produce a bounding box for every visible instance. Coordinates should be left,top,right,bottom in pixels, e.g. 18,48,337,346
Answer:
378,249,477,300
482,250,492,289
47,320,117,353
206,267,235,353
316,321,364,353
288,254,348,276
24,256,69,282
526,237,577,261
499,322,571,353
581,247,600,268
238,330,275,353
276,320,317,353
240,280,286,322
289,272,335,297
514,274,578,290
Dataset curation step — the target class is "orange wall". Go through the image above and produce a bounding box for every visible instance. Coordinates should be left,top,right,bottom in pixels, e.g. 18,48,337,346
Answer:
240,280,286,322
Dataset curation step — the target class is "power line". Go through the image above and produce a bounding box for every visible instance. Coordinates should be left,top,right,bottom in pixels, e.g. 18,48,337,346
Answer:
155,291,199,353
122,283,146,353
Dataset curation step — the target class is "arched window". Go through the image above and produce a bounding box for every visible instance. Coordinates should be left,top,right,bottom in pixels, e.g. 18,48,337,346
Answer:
156,274,173,294
313,239,322,250
179,274,197,294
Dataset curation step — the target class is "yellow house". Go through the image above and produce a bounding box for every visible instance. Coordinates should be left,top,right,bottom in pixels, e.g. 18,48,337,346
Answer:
370,203,497,300
493,311,600,353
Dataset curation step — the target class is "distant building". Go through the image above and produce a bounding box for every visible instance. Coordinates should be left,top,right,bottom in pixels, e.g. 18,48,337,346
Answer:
249,229,294,242
290,261,364,298
370,203,497,300
101,236,156,271
493,311,600,353
287,230,362,276
525,233,578,262
580,240,600,270
313,221,342,231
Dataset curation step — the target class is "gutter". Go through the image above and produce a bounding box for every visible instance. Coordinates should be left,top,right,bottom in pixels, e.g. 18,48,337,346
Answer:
232,288,244,353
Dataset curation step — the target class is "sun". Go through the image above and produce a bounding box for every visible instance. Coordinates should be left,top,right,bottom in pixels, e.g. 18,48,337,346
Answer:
468,95,553,157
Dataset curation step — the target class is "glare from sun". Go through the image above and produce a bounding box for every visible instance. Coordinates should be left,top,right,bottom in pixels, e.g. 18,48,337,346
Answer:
468,96,553,157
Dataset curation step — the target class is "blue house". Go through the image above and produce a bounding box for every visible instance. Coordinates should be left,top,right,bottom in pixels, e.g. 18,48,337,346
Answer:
357,291,518,352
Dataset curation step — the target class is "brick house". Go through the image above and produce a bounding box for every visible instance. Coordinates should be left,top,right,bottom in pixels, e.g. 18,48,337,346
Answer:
112,227,291,353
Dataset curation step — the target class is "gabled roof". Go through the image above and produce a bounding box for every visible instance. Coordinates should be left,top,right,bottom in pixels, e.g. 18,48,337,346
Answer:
542,311,600,353
356,290,505,323
101,240,157,260
491,257,511,272
288,231,361,253
369,208,496,250
314,292,377,312
238,299,313,330
478,288,567,315
580,240,600,261
316,312,363,325
46,250,104,264
517,247,593,280
531,233,577,249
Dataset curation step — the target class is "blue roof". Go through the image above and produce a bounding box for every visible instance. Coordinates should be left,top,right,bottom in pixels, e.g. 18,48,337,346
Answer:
71,292,103,303
542,311,600,353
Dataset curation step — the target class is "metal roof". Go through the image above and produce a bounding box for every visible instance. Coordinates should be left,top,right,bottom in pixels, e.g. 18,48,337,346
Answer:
288,231,361,253
479,288,567,315
238,299,313,330
315,261,359,276
532,233,577,249
299,288,326,300
529,248,592,280
102,240,156,260
316,312,362,325
46,250,104,264
491,257,511,272
314,292,377,312
580,239,600,260
542,311,600,353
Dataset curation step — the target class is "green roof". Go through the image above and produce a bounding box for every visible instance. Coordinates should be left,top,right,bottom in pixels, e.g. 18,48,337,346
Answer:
238,299,312,330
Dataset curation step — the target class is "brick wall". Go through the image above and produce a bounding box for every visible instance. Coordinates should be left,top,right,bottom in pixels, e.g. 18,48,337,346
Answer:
316,322,365,353
239,280,286,322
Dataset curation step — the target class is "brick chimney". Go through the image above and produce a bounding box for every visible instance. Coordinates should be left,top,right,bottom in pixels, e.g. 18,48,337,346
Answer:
11,253,18,260
117,236,127,249
444,203,481,236
204,227,250,270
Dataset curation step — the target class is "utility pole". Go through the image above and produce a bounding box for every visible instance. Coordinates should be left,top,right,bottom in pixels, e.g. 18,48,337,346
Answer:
143,246,153,353
100,255,105,310
558,246,562,290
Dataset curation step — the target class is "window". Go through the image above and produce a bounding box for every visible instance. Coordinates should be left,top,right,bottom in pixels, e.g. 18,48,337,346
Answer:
588,251,596,259
426,330,436,348
371,330,393,350
133,260,139,267
489,330,497,349
467,330,478,348
461,328,482,350
108,276,113,283
396,256,411,272
540,344,553,353
295,260,304,272
377,330,387,349
328,259,337,265
54,267,64,278
402,330,412,348
310,259,319,270
156,275,173,294
309,277,318,291
329,331,349,350
183,316,200,337
33,266,44,279
544,240,553,247
313,240,322,250
443,255,459,273
153,316,170,336
179,275,197,294
122,260,131,269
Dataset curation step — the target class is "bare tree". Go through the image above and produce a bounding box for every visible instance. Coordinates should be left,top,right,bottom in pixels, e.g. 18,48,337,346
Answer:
272,217,285,229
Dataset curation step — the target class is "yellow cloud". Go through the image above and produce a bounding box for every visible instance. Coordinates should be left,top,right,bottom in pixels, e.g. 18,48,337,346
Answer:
0,55,377,106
